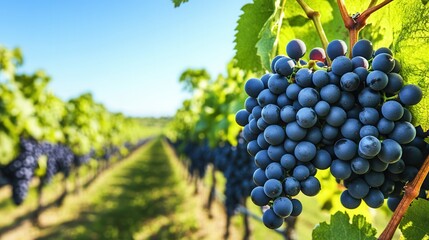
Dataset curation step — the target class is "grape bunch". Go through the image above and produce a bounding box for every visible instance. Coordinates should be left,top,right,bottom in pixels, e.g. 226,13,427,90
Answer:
2,138,44,205
235,38,428,229
222,133,256,217
182,141,213,179
40,142,74,184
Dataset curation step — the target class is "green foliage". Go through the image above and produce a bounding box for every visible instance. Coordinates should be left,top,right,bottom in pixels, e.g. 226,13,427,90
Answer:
399,199,429,240
312,211,377,240
234,0,275,71
172,0,189,8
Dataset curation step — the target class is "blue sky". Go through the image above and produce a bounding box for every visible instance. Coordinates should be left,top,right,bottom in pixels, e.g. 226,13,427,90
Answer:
0,0,250,117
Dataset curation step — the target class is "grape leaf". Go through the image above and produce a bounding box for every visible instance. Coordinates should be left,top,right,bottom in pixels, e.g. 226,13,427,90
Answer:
234,0,275,71
172,0,189,8
399,199,429,240
256,21,276,71
312,211,377,240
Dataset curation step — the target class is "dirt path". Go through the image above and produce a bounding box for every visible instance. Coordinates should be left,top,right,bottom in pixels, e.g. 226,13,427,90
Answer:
1,138,241,240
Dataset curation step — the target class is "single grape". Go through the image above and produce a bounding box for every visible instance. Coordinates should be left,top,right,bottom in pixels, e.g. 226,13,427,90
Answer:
263,208,284,229
264,179,283,198
309,47,326,62
245,78,265,98
341,190,362,209
274,57,295,77
273,197,293,218
251,186,271,206
372,53,395,73
287,39,307,60
300,176,321,196
327,39,347,60
366,70,388,91
352,39,373,60
398,84,423,106
331,56,353,76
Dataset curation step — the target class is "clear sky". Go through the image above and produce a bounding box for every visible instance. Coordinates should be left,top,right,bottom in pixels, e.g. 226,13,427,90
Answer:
0,0,251,117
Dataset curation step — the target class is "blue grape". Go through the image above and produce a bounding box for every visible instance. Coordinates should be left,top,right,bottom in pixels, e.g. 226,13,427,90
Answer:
341,190,362,209
280,154,296,170
235,109,250,127
257,89,277,107
271,55,284,73
265,162,284,180
358,136,381,157
245,97,258,112
331,159,352,180
283,139,298,153
267,144,286,162
264,125,285,145
298,88,319,107
312,149,332,170
322,124,339,140
364,171,385,187
277,93,292,108
366,70,388,91
295,68,313,87
273,197,293,218
337,92,355,111
320,84,341,104
268,74,289,94
290,199,303,216
340,72,360,92
353,67,369,82
334,138,358,161
351,56,369,69
384,73,404,95
257,118,269,131
261,104,280,124
294,141,317,162
261,73,272,88
358,87,381,107
327,39,347,60
331,56,353,76
305,127,322,144
370,158,389,172
341,119,362,141
359,107,379,125
398,84,423,106
286,121,307,141
301,176,321,196
381,101,404,121
387,159,405,174
292,165,310,181
245,78,265,98
387,197,402,211
378,139,402,164
296,107,317,128
352,39,373,60
326,106,347,127
287,39,306,60
312,70,330,88
363,189,385,208
285,177,301,196
264,179,283,198
263,208,283,229
274,57,295,77
280,105,296,123
314,100,330,118
286,83,302,100
351,157,370,175
377,118,395,135
254,150,271,169
253,168,268,186
247,140,261,156
372,53,395,73
389,121,416,144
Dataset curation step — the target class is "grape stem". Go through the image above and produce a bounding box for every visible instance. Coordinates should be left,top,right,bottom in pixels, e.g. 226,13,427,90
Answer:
295,0,331,65
271,0,288,58
336,0,394,54
379,153,429,240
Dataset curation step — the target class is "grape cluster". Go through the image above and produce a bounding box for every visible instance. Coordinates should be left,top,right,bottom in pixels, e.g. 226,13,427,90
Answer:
40,142,74,184
183,141,212,179
3,138,43,205
222,134,256,217
236,38,428,229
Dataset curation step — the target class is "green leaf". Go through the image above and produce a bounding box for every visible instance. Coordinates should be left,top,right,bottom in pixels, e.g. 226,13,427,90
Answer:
172,0,189,8
422,0,428,5
256,21,276,71
312,211,377,240
234,0,275,71
399,199,429,240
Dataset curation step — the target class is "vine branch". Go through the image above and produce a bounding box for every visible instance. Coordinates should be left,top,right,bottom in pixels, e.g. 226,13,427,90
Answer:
379,153,429,240
336,0,394,55
296,0,330,64
271,0,288,58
